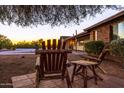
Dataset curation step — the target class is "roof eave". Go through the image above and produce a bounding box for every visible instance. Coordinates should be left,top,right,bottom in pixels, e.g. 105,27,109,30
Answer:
84,10,124,31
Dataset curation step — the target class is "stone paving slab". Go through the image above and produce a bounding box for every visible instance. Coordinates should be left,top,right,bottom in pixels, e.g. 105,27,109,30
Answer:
11,72,124,88
11,73,35,88
12,75,28,82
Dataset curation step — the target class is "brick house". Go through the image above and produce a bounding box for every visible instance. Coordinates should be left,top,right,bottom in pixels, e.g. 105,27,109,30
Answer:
84,10,124,42
65,10,124,50
65,31,90,50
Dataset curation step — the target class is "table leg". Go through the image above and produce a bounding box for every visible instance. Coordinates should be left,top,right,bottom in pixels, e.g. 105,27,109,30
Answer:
71,64,77,83
92,65,98,85
83,66,87,88
76,65,82,73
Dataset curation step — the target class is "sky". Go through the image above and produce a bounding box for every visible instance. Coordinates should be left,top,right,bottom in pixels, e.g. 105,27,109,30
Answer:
0,9,123,43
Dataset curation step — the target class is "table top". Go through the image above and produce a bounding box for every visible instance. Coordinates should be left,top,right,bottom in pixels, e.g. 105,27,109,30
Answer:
71,60,98,66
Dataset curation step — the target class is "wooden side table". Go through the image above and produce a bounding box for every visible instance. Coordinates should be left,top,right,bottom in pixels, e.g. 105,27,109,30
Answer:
71,60,102,88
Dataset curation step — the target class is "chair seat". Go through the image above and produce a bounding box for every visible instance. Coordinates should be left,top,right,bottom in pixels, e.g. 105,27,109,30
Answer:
71,60,98,66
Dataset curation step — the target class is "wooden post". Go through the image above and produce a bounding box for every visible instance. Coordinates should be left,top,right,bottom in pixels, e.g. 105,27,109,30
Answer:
75,30,77,51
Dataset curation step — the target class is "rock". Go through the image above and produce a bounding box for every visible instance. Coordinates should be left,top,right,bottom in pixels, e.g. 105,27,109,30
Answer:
21,56,25,58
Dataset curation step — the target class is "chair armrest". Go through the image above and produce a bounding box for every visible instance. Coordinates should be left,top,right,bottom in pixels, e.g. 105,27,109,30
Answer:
66,59,72,67
81,55,101,62
35,55,40,68
89,57,101,62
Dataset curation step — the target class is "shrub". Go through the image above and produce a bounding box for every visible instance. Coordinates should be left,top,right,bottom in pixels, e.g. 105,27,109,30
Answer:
84,41,105,55
110,39,124,57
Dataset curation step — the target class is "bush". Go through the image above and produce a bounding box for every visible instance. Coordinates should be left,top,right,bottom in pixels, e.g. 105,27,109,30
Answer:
84,41,105,55
110,39,124,57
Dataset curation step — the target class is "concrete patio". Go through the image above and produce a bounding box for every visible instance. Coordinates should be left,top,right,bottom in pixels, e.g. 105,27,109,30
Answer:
11,72,124,88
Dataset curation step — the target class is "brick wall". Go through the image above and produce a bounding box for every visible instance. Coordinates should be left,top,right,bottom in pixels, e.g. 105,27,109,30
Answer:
97,24,110,42
89,16,124,43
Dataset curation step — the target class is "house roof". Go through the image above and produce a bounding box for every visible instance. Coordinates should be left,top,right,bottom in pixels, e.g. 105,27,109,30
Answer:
65,31,90,41
60,36,71,40
65,10,124,41
84,10,124,31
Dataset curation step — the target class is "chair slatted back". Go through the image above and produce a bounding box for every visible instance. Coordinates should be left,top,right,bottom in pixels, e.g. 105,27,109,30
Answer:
98,50,108,62
97,44,110,64
40,39,67,74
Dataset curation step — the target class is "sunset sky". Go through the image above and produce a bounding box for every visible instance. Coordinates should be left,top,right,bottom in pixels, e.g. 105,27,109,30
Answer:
0,9,122,43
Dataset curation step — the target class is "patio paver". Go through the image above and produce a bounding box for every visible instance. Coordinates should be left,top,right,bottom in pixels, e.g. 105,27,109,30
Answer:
11,72,124,88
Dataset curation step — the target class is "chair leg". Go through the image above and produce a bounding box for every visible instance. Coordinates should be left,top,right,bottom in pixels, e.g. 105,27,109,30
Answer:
71,64,77,83
35,70,40,88
65,70,72,88
94,67,103,81
97,74,103,81
97,65,107,74
89,65,103,81
62,75,65,80
62,67,66,80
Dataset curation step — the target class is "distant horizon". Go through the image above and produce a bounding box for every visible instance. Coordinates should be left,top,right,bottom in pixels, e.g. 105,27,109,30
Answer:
11,38,59,44
0,9,123,43
11,39,39,44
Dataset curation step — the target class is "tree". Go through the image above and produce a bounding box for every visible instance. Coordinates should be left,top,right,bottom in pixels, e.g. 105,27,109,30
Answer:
0,34,13,49
36,39,43,47
0,5,122,27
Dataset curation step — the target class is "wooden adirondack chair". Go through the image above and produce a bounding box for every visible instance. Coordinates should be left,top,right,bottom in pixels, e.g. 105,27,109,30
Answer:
35,39,72,88
71,45,110,87
80,44,110,74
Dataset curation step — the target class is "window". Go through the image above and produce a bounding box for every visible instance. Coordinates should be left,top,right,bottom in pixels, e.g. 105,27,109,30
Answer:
113,24,118,40
118,22,124,38
78,41,84,46
112,22,124,40
93,30,98,40
95,30,98,40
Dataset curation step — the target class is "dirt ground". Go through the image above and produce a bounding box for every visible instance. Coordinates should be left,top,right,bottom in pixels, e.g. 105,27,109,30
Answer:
0,54,124,84
0,55,36,83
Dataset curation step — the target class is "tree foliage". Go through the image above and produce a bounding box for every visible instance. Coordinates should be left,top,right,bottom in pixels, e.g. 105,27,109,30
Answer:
0,34,13,49
14,39,43,48
0,5,121,27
